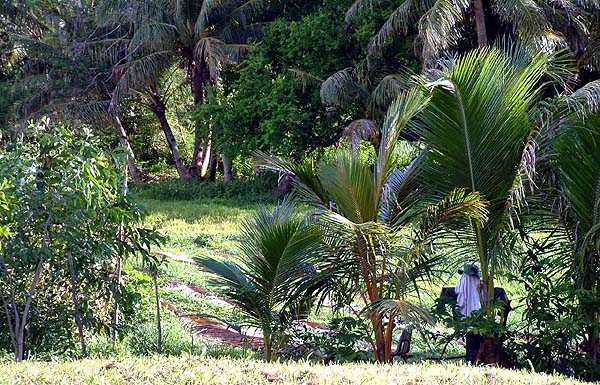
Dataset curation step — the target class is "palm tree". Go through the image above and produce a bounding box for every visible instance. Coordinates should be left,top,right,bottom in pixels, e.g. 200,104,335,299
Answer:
197,202,322,362
5,2,145,180
318,61,412,153
345,0,592,65
258,90,488,362
407,46,564,361
554,113,600,364
97,0,265,180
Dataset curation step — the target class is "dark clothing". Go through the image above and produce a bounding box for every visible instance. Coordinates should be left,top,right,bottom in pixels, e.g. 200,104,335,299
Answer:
466,333,482,364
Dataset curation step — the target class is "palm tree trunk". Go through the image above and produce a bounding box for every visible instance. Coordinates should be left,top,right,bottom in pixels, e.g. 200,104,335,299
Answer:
67,252,87,358
222,153,233,182
473,0,488,47
208,152,218,182
113,115,143,181
190,63,206,180
200,130,213,179
262,331,272,362
148,84,191,180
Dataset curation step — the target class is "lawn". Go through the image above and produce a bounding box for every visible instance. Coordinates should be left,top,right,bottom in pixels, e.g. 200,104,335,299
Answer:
0,356,585,385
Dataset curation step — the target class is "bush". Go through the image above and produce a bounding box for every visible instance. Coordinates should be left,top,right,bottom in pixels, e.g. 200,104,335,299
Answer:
131,175,280,202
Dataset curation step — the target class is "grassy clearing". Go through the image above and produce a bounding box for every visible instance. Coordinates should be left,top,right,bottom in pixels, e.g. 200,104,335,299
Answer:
0,356,584,385
142,198,274,259
133,196,473,361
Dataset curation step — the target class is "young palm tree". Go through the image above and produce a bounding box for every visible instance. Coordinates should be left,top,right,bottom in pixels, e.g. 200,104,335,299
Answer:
407,46,564,361
197,202,322,362
258,90,488,363
554,114,600,363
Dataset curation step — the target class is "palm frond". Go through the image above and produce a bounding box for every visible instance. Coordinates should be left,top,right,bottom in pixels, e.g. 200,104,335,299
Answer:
195,0,229,37
288,68,324,93
345,0,373,24
255,152,330,208
367,0,416,56
369,73,412,114
361,299,435,325
320,68,365,111
375,88,429,197
417,0,469,64
113,51,175,101
493,0,553,46
194,37,227,80
343,119,379,155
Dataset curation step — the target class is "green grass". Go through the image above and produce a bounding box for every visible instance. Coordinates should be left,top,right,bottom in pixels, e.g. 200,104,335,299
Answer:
142,198,274,259
132,196,515,362
0,356,586,384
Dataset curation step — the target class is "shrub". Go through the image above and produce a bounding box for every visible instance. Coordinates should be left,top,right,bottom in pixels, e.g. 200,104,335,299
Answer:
131,175,280,202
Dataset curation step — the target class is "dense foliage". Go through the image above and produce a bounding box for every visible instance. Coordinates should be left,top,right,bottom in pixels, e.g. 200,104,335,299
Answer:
0,123,162,360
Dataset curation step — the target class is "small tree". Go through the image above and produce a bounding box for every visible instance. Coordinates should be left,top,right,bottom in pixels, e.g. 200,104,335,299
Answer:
0,122,163,361
258,91,488,363
198,202,322,362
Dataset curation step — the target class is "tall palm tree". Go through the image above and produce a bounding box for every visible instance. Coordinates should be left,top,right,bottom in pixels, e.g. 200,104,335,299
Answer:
345,0,592,66
4,1,145,180
97,0,265,179
197,202,322,362
258,90,488,362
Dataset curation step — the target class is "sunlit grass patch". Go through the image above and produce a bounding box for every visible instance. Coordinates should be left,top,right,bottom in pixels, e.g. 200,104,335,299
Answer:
0,356,586,385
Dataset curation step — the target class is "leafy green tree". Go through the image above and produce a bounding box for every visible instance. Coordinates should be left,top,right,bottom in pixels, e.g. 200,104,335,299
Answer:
198,202,323,362
0,122,162,361
196,6,360,165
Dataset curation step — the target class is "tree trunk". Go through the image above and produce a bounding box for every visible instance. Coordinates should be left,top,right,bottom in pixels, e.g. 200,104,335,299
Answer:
208,152,218,182
262,331,272,362
12,256,45,362
200,130,213,179
473,0,488,47
68,252,87,358
476,335,507,366
148,84,191,180
222,153,233,182
189,61,214,181
153,272,162,354
113,114,143,181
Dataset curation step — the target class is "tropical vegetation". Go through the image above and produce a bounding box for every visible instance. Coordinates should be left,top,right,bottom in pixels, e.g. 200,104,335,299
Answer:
2,0,600,382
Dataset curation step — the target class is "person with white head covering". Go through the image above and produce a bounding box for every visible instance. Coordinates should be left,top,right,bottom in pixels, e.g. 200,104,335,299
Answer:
455,263,483,363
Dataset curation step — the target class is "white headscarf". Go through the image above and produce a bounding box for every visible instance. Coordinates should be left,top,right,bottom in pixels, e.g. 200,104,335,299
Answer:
455,274,481,317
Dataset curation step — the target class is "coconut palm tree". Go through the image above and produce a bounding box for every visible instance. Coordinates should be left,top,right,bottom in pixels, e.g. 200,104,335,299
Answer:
403,46,570,362
4,1,145,180
96,0,266,180
257,90,488,363
197,202,322,362
345,0,592,66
